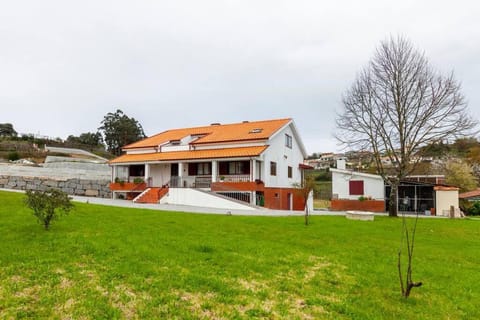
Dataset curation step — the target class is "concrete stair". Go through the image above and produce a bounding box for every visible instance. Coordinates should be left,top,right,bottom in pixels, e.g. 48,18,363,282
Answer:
133,187,168,204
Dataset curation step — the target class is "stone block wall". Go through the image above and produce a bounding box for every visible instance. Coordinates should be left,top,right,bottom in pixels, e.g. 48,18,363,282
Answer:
0,175,111,198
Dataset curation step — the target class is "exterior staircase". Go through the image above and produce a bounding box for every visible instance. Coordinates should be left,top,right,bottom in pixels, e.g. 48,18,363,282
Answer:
133,187,168,204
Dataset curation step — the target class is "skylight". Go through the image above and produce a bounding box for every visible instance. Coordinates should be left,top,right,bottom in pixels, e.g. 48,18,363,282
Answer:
249,128,263,134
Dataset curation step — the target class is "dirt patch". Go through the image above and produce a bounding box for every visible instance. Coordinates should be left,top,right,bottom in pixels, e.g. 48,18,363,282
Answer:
304,256,333,282
59,277,73,290
237,278,267,292
14,284,42,301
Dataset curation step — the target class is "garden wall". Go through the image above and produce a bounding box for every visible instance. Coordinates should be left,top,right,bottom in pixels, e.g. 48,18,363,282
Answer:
0,175,111,198
331,199,385,212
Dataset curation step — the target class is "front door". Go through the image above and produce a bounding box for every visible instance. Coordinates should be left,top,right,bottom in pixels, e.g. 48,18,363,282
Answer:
170,163,179,187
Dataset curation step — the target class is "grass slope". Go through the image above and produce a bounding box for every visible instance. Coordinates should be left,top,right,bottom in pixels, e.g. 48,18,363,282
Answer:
0,191,479,319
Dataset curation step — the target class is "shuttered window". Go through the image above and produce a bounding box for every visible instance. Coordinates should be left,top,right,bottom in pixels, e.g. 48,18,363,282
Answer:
349,180,364,195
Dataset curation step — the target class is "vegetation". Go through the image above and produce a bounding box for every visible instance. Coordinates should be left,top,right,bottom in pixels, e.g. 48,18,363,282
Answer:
0,123,17,137
1,190,479,318
98,109,146,156
24,190,74,230
293,175,317,225
336,36,478,217
444,160,478,192
66,132,104,149
7,151,20,162
460,200,480,216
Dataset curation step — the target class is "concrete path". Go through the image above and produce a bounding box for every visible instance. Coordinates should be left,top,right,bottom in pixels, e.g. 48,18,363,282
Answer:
45,145,108,162
1,188,342,216
2,188,450,218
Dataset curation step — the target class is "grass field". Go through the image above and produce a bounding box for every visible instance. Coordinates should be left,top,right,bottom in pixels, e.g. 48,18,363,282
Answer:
1,190,479,319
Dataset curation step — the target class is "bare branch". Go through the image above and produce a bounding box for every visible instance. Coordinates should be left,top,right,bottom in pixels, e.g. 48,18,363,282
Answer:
336,35,478,216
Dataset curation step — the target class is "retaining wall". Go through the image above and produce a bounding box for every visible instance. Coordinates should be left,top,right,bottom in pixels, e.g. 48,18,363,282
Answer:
0,175,111,198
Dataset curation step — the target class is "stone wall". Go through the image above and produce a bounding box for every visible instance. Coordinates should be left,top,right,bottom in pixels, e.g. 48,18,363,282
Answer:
0,175,111,198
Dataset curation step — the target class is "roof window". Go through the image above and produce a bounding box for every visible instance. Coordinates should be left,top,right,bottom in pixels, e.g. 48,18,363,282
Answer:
249,128,263,134
170,140,181,145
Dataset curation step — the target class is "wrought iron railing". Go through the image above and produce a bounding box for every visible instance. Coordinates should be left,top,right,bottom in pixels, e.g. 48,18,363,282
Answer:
215,191,251,203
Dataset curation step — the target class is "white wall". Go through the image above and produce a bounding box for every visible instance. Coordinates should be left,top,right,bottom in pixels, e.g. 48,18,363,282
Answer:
436,190,459,216
331,169,385,200
160,188,254,210
262,124,304,188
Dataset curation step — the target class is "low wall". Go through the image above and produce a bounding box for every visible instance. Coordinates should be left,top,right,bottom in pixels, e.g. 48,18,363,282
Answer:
0,175,111,198
331,199,385,212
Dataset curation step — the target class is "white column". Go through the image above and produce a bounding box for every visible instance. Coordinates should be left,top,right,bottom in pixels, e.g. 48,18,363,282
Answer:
178,163,184,177
178,162,184,187
251,159,256,182
251,191,256,205
212,160,218,182
112,166,117,182
144,164,150,186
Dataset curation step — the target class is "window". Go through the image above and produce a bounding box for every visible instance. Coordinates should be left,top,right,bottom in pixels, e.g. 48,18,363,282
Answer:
285,134,292,149
129,165,144,177
288,166,292,178
349,180,364,195
188,162,211,176
197,162,211,175
270,161,277,176
219,161,250,175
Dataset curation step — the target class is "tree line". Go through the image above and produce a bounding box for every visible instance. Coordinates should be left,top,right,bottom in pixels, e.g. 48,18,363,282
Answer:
1,109,145,156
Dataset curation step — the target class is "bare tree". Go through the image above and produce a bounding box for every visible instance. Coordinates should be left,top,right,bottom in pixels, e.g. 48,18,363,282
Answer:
293,175,316,226
398,212,422,298
336,36,477,217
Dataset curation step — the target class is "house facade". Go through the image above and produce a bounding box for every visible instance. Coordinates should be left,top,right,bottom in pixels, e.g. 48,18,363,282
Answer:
108,118,312,211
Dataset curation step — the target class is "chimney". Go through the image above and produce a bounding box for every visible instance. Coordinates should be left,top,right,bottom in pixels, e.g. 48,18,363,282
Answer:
337,158,346,170
210,123,221,126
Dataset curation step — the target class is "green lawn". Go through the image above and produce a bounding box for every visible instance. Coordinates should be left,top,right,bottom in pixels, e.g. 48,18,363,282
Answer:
1,190,479,319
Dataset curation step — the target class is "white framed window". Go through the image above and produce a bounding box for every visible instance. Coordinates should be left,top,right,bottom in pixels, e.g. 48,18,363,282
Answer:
285,134,292,148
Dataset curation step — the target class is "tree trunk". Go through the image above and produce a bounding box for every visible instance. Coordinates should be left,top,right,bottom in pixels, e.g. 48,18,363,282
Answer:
404,281,422,298
304,205,309,226
389,183,398,217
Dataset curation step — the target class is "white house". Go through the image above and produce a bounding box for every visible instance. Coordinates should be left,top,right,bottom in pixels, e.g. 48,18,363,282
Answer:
109,118,313,211
331,161,459,215
331,168,385,200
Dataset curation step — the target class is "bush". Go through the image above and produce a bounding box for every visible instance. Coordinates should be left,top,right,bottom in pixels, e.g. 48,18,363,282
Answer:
467,201,480,216
133,177,144,184
7,151,20,161
24,189,73,230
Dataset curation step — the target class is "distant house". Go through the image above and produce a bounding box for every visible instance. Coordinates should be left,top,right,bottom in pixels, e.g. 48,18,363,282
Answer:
331,160,459,215
108,118,313,211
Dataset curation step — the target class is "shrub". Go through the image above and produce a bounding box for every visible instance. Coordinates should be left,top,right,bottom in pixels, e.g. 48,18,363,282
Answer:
467,201,480,216
7,151,20,161
133,177,144,184
24,189,73,230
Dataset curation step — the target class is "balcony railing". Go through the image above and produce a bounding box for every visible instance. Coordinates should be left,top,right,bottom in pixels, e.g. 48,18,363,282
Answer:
217,175,250,182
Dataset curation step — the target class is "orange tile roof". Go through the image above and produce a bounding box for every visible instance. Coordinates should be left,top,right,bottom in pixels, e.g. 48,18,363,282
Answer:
459,189,480,199
123,118,291,149
109,146,268,164
433,186,459,191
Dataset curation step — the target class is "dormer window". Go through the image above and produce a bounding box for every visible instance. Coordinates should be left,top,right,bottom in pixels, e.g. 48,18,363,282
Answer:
170,140,181,146
249,128,263,134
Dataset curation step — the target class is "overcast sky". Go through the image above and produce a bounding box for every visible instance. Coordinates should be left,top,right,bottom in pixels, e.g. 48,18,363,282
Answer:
1,0,479,153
